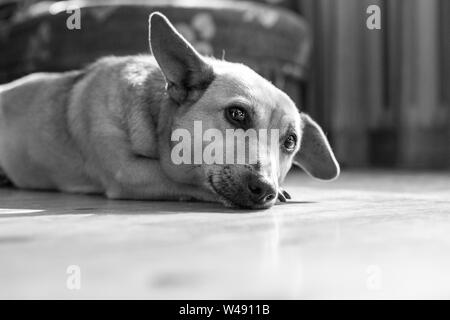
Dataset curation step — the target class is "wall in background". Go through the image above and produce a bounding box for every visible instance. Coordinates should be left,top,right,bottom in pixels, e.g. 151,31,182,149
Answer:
293,0,449,169
259,0,449,169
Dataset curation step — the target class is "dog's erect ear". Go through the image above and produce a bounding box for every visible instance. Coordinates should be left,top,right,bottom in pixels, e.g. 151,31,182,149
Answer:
293,114,340,180
149,12,214,104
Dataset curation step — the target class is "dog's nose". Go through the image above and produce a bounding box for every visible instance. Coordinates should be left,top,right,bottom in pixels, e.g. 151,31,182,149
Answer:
247,175,277,205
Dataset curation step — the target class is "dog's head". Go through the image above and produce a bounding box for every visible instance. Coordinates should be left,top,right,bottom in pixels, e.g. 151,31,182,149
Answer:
150,12,339,209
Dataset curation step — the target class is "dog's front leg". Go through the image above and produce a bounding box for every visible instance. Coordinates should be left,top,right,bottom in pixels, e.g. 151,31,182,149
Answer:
103,155,216,203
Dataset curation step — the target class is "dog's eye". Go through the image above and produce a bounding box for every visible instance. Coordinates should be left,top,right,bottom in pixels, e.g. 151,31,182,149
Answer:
283,135,297,151
226,106,248,126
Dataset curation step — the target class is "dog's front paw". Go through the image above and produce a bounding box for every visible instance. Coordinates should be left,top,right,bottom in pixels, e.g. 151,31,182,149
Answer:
277,188,291,202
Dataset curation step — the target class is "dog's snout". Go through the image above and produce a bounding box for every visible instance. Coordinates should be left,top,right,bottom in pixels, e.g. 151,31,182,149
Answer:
247,175,277,205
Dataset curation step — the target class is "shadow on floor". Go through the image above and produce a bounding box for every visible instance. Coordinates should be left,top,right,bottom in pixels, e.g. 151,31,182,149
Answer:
0,186,315,218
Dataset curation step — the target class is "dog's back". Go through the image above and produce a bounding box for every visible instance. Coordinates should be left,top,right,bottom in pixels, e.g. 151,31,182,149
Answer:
0,70,90,190
0,55,165,193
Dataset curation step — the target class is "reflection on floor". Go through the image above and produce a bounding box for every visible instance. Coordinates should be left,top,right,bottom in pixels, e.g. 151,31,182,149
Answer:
0,169,449,299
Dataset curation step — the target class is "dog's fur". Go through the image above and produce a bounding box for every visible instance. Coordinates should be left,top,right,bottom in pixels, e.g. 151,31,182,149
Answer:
0,12,339,209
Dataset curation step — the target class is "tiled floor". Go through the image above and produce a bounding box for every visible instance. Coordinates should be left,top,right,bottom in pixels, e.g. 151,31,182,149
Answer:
0,169,449,299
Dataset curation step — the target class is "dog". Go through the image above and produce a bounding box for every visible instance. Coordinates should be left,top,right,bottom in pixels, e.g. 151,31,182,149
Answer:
0,12,339,209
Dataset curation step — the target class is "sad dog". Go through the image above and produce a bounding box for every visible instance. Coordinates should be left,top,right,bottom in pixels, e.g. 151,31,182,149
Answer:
0,12,339,209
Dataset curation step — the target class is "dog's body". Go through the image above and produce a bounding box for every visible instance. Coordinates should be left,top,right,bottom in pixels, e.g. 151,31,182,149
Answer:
0,13,339,209
0,56,216,201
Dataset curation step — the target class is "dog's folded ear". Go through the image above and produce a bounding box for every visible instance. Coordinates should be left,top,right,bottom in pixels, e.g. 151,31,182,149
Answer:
149,12,214,104
293,113,340,180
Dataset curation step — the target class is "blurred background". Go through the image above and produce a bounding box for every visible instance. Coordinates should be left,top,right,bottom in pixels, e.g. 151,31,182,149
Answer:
0,0,448,170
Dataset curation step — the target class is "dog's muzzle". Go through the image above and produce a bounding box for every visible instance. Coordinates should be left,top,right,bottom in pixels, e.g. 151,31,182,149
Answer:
208,167,277,209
